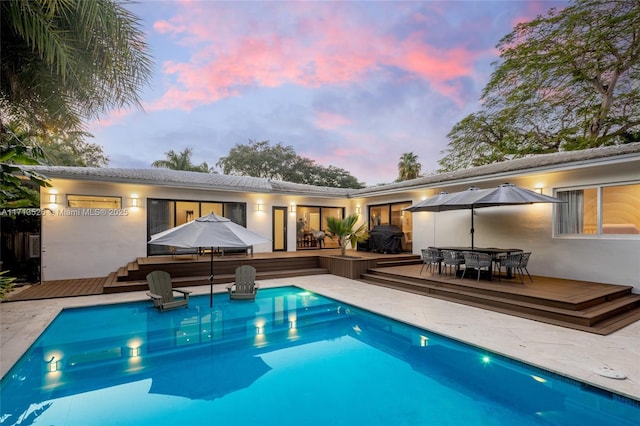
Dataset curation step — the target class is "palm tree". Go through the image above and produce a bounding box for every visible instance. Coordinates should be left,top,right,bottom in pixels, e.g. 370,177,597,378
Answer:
0,0,152,133
397,152,422,181
325,214,368,257
152,148,211,172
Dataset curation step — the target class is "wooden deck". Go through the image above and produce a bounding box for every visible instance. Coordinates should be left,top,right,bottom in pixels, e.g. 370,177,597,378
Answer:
361,265,640,335
6,250,640,335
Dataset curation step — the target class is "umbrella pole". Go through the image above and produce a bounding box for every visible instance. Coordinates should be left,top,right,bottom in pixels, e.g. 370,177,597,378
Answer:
471,207,475,249
209,247,214,307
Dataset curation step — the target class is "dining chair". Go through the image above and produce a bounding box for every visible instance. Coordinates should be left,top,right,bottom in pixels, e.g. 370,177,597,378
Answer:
461,251,492,282
420,248,443,275
496,252,523,283
517,252,533,282
441,250,464,277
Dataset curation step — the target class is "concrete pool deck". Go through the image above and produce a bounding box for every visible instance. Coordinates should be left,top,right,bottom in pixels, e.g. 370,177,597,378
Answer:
2,275,639,401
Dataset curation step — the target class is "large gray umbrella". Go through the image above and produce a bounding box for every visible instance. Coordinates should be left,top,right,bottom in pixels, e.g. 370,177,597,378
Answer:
148,213,270,307
405,184,565,248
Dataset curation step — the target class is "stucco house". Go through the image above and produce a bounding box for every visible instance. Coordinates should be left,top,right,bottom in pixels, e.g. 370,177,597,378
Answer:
29,143,640,291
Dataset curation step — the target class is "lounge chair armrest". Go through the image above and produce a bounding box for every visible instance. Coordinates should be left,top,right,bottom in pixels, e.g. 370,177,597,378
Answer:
146,291,162,300
225,283,234,290
255,282,260,289
173,289,192,295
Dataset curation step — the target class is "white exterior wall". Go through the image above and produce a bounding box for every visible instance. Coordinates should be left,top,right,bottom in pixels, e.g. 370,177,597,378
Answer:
41,179,148,281
40,179,354,281
37,156,639,290
402,161,640,290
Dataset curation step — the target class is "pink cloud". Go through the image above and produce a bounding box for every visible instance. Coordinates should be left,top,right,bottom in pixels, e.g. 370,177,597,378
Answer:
147,3,483,112
314,112,352,130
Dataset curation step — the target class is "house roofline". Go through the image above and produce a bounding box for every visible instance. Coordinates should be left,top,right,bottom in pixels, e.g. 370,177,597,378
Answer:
23,143,640,199
350,145,640,198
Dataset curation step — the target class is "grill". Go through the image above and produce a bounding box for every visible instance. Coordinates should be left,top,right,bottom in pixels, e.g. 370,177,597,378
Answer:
367,225,404,254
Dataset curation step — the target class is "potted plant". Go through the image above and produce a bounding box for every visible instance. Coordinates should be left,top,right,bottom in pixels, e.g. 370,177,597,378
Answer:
325,213,368,257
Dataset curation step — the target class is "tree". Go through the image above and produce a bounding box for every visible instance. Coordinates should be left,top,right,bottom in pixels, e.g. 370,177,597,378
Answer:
217,140,365,188
325,214,368,257
44,134,109,167
1,120,106,210
0,125,49,208
439,0,640,172
1,0,153,134
397,152,422,181
308,165,364,189
1,0,151,207
152,148,211,172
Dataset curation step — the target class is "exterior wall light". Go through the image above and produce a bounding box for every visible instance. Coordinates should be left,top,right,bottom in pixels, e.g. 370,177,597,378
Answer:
290,203,296,213
48,191,58,204
257,202,264,212
534,185,544,194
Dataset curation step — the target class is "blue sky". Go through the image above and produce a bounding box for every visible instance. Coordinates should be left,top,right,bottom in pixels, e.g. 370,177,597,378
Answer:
88,0,568,186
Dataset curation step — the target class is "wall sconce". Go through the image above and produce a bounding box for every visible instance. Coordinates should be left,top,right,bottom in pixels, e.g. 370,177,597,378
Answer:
355,206,361,215
129,347,141,357
255,325,264,335
257,202,264,212
290,203,296,213
48,191,58,204
130,194,140,208
534,185,544,194
47,356,61,372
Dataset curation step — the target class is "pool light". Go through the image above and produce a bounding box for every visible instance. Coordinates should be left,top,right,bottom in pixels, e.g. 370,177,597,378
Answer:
419,335,429,347
47,357,61,372
531,375,547,383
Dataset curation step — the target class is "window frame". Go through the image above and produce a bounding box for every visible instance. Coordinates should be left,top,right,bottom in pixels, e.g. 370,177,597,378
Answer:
554,181,640,239
146,198,248,255
66,194,122,209
295,205,345,250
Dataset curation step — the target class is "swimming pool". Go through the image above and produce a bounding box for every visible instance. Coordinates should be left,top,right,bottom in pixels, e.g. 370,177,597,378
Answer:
1,286,638,425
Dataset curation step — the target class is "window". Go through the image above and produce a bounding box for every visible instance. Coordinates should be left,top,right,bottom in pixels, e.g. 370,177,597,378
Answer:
67,195,121,209
368,201,413,251
296,206,344,249
147,199,247,255
556,183,640,236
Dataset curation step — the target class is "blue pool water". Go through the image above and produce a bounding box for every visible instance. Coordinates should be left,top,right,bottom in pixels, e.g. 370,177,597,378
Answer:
1,286,638,425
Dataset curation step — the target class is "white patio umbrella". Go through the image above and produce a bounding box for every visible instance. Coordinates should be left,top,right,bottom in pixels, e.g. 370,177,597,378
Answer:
405,184,565,248
148,213,270,307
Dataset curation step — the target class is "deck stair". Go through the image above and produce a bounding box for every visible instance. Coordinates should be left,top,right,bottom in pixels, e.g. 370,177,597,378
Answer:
360,266,640,335
104,255,329,293
375,255,422,268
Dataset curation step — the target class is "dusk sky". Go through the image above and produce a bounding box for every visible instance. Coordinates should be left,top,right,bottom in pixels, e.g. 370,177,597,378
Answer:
89,0,569,186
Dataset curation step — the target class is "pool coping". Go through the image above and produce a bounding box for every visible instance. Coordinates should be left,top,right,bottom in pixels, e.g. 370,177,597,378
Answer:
1,275,639,402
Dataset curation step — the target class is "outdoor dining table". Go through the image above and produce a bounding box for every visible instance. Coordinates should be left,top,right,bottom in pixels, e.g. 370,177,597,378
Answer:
433,246,523,280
